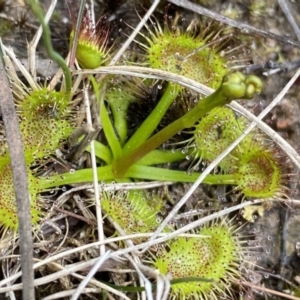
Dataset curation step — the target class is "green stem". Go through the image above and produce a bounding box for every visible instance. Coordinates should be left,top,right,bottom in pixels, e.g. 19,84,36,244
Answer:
125,165,237,184
113,73,262,178
123,83,180,154
90,76,100,103
113,85,226,178
39,165,115,189
40,164,237,189
108,94,130,145
27,0,72,93
137,149,188,165
100,100,123,160
91,143,187,167
87,140,112,164
91,139,188,167
101,277,214,293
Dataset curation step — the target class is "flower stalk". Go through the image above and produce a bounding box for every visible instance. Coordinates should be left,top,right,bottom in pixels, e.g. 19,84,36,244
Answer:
113,72,262,178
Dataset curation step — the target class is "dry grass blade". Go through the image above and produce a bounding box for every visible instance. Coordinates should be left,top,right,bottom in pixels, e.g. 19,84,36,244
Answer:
27,0,57,77
42,288,101,300
0,43,34,299
278,0,300,41
82,84,105,256
70,251,112,300
109,0,161,66
241,281,300,300
167,0,300,48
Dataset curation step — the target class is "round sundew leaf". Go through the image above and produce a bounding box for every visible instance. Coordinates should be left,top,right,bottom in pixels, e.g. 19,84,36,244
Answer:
0,157,42,231
237,146,282,198
153,221,242,299
147,32,227,89
20,88,69,118
18,88,74,161
193,107,252,173
101,190,169,240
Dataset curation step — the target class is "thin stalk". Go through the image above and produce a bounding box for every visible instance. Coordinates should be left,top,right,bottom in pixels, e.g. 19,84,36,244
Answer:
83,84,105,256
88,141,112,164
137,149,187,165
40,165,114,189
69,0,86,67
113,85,227,178
100,100,123,160
91,143,185,166
0,46,35,300
113,72,262,178
40,164,237,189
107,94,130,146
123,83,180,154
27,0,72,93
125,165,237,184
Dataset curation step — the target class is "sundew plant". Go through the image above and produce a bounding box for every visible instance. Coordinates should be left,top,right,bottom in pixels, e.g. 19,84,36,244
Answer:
0,0,299,299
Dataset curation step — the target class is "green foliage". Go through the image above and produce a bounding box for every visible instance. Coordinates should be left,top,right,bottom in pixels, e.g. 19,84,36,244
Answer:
20,88,73,160
101,189,169,239
0,156,41,232
69,11,109,69
0,4,289,299
153,220,242,299
146,26,227,89
0,85,75,231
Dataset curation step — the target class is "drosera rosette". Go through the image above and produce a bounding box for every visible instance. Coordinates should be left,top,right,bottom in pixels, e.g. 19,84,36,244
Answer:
151,218,245,299
42,72,264,189
101,189,171,241
113,71,263,178
69,7,111,69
